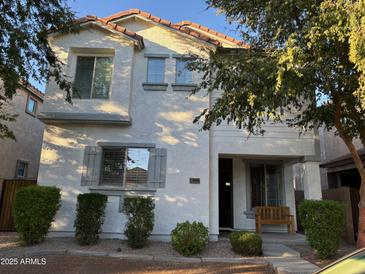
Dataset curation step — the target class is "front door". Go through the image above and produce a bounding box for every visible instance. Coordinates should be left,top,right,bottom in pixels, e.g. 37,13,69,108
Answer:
219,158,233,229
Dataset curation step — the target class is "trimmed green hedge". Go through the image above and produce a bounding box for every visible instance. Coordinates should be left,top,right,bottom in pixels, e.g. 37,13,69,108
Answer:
229,231,262,256
171,221,209,256
123,196,155,248
74,193,107,245
12,186,61,245
299,200,345,259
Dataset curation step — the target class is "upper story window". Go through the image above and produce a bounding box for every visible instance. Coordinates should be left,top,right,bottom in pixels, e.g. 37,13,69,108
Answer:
176,59,193,84
26,97,37,115
73,56,113,99
147,58,165,83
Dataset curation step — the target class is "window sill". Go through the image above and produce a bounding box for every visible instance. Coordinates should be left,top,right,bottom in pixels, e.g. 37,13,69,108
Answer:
142,83,168,91
171,83,197,92
89,186,157,196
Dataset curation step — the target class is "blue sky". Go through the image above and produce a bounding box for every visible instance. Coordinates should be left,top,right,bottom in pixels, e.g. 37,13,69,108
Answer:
32,1,237,91
68,0,238,38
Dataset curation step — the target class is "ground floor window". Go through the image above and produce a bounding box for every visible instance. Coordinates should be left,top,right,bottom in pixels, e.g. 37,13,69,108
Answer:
250,163,283,208
100,147,150,187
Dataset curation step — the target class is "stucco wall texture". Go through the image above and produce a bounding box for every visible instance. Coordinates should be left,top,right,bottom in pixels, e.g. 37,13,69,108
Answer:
0,87,44,179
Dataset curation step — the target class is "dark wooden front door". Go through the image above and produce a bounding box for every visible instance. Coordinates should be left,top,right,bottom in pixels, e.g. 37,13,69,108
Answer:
219,158,233,229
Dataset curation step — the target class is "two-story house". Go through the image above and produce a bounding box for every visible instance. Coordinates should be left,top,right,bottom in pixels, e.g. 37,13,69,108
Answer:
38,9,322,240
0,83,44,180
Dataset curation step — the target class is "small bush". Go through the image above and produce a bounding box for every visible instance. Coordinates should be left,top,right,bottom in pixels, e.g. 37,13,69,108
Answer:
74,193,107,245
229,231,262,256
122,196,155,248
299,200,345,259
171,221,209,256
12,186,61,245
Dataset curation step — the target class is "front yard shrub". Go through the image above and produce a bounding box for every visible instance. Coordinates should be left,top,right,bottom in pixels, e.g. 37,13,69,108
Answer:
74,193,107,245
171,221,209,256
122,196,155,248
12,185,61,245
229,231,262,256
299,200,345,259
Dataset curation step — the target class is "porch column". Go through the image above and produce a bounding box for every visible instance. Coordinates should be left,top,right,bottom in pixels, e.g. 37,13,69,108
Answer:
209,152,219,240
302,161,322,200
284,163,297,231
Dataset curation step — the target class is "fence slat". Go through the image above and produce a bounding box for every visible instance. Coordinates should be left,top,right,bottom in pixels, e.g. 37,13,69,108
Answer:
0,179,37,231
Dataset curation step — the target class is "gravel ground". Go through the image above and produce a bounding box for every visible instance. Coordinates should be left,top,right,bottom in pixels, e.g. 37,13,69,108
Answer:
0,234,258,259
0,255,274,274
287,243,357,268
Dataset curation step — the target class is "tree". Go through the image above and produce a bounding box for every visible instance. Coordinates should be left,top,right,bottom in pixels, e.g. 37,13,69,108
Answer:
190,0,365,247
0,0,77,139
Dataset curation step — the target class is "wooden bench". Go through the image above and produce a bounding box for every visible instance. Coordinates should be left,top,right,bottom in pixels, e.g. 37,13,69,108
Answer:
255,206,294,234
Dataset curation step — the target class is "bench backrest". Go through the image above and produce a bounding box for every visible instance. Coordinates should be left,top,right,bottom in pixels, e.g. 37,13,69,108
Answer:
255,206,290,221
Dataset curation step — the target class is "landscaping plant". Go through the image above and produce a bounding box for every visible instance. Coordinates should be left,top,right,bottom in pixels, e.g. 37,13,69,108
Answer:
12,185,61,245
171,221,209,256
74,193,107,245
229,231,262,256
299,200,345,259
122,196,155,248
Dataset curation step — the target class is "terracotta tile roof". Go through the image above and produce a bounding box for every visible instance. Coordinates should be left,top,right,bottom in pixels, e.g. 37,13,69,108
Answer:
19,80,44,101
178,20,248,48
75,15,144,48
104,9,226,47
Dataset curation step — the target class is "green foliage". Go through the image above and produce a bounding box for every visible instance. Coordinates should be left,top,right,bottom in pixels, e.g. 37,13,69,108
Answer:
171,221,209,256
299,200,345,259
74,193,107,245
191,0,365,141
12,186,61,245
229,231,262,256
0,0,77,139
122,197,155,248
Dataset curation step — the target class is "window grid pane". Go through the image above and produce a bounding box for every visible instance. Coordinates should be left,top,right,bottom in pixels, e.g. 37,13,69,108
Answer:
101,148,126,186
92,57,113,99
147,58,165,83
73,56,95,99
125,148,150,186
250,164,282,208
176,59,192,84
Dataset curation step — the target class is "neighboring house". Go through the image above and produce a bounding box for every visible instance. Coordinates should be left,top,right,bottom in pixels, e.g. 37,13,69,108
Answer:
319,128,363,243
38,9,322,240
0,83,44,179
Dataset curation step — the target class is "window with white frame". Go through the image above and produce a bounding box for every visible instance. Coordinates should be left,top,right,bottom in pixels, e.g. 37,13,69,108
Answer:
175,59,193,84
147,58,165,83
250,163,283,208
100,147,150,187
73,56,113,99
26,97,37,115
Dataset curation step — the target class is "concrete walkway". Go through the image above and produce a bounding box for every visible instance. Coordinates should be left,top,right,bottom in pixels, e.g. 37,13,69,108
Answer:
0,233,320,274
263,243,320,274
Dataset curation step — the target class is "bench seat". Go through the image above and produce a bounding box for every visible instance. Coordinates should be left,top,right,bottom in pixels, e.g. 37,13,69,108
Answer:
255,206,295,234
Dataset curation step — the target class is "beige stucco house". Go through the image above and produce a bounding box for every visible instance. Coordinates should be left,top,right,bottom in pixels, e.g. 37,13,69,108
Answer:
0,83,44,179
38,9,322,240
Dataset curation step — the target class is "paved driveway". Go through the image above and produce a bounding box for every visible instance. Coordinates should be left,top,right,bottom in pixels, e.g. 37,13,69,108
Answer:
0,255,274,274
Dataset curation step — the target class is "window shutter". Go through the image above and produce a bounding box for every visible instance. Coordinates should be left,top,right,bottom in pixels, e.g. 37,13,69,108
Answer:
81,146,102,186
147,148,167,188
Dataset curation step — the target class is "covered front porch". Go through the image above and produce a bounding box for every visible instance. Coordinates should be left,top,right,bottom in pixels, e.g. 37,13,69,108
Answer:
210,154,322,238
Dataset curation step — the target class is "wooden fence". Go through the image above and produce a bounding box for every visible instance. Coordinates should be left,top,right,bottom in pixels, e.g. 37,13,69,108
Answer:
0,179,37,231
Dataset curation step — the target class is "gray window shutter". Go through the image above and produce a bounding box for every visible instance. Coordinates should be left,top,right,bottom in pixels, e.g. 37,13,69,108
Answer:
81,146,102,186
147,148,167,188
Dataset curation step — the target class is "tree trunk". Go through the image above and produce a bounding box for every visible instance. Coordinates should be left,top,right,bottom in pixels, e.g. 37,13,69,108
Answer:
334,99,365,247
